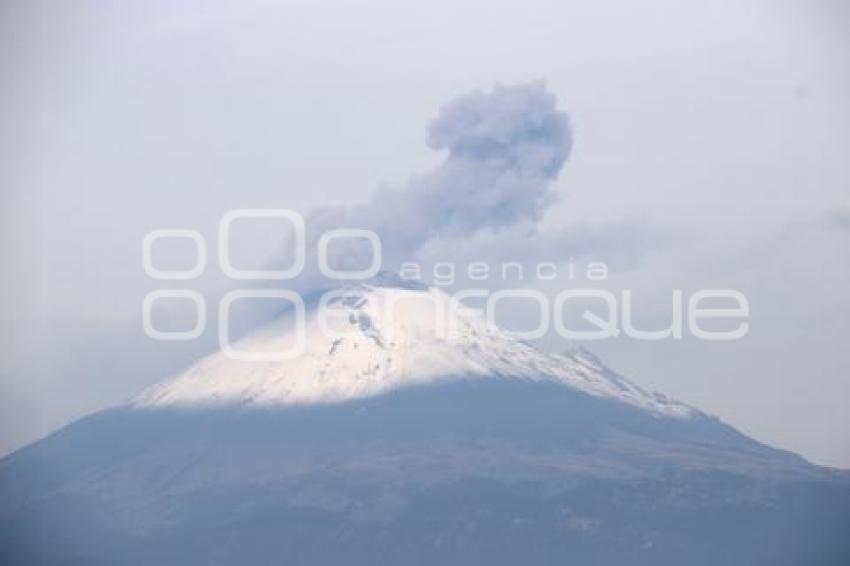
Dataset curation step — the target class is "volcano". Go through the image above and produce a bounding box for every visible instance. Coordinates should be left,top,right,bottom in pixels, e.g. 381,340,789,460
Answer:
1,278,848,565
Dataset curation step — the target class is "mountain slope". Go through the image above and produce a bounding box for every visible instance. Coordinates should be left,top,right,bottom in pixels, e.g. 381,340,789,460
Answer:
1,280,848,565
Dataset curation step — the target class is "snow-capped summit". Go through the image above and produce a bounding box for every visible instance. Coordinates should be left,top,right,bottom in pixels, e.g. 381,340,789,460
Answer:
136,277,692,418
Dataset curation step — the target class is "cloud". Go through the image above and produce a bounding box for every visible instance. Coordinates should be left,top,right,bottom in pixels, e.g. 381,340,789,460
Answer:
826,207,850,232
777,206,850,243
276,82,573,289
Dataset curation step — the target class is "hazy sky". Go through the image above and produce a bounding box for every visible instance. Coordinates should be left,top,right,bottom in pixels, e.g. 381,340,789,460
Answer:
2,0,849,466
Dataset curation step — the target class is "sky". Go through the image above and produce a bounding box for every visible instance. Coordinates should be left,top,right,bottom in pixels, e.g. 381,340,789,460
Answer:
1,0,849,466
